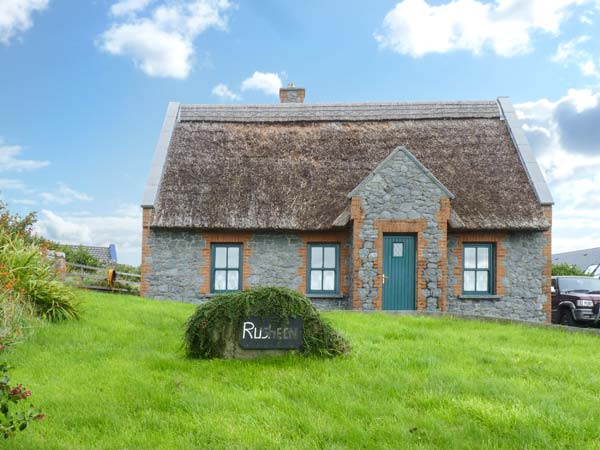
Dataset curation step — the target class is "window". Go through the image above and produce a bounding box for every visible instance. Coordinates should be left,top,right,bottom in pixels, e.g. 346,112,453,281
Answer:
307,244,340,294
393,242,404,257
584,264,600,276
211,244,242,293
463,243,495,295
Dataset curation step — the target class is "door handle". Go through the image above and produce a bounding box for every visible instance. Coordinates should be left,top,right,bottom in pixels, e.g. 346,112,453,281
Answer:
382,274,388,284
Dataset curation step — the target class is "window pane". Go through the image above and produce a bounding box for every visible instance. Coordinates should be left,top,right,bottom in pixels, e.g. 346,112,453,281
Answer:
476,271,488,292
227,247,239,269
214,270,227,290
464,270,475,291
393,242,404,257
227,270,239,290
464,247,476,269
477,247,489,269
310,270,322,291
215,247,227,268
311,247,323,269
323,270,335,291
323,247,336,268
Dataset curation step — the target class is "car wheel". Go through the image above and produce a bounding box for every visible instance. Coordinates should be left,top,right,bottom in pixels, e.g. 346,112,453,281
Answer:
559,308,577,327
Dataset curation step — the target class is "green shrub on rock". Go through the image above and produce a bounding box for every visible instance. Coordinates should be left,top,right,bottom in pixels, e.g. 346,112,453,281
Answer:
184,287,350,359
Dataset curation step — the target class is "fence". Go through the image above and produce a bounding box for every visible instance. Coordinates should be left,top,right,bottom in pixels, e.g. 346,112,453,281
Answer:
64,262,141,294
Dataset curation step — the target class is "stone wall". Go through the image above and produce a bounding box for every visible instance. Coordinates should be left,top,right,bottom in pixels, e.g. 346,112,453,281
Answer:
143,228,350,309
447,231,549,322
247,234,303,289
350,147,451,310
144,229,206,302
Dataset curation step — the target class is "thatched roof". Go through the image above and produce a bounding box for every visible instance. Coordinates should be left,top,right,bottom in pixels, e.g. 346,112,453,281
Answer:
148,101,550,231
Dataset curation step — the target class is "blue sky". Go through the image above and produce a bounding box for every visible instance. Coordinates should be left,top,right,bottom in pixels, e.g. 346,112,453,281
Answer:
1,0,600,265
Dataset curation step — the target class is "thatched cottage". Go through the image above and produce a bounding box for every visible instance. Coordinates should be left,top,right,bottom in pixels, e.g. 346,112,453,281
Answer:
141,86,553,322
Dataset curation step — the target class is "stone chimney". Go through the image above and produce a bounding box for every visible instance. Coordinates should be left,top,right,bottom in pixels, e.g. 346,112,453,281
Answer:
279,83,305,103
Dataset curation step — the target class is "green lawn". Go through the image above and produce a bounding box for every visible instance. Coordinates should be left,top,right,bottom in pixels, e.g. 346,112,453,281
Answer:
4,291,600,450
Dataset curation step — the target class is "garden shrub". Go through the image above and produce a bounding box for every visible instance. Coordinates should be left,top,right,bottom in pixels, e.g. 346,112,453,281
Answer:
0,203,80,346
184,287,350,359
0,362,44,439
0,233,79,323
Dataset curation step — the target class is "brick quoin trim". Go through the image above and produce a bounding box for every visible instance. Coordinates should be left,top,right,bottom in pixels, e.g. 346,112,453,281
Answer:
542,206,553,322
450,231,508,297
351,197,451,311
373,219,428,311
199,232,253,295
351,197,366,309
435,198,451,310
140,207,152,297
297,230,351,295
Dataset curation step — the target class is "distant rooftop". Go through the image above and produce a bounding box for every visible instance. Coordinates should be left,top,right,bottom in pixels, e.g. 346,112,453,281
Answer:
552,247,600,270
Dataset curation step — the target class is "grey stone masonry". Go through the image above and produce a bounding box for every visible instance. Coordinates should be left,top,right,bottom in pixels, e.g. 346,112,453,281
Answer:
145,229,205,302
247,234,303,289
447,232,548,322
144,230,350,309
350,147,451,310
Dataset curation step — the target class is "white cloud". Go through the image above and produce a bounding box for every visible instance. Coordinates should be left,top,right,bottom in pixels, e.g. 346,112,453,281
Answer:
0,178,28,191
515,88,600,253
110,0,152,17
0,0,48,45
34,205,142,265
99,0,232,79
552,35,600,79
10,198,36,206
212,83,240,100
0,141,49,172
374,0,589,57
240,71,282,96
40,184,93,205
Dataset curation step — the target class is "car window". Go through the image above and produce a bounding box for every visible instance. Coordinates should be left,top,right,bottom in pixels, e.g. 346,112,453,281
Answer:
584,264,598,275
559,277,600,293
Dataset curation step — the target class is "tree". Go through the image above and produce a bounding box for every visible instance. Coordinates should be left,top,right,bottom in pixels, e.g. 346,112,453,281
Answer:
552,263,587,276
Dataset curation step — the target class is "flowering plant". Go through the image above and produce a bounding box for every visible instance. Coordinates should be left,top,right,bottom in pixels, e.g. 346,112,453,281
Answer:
0,363,44,439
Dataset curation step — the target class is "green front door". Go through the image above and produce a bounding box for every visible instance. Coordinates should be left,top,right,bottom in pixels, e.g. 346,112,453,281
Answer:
382,235,416,310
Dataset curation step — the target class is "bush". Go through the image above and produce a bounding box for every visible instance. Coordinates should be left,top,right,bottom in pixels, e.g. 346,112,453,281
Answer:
113,263,141,275
184,287,350,359
0,229,80,325
0,362,44,439
552,263,587,276
61,245,101,267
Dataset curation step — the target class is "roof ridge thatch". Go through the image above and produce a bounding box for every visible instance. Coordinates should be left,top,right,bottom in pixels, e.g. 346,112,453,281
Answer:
178,101,500,123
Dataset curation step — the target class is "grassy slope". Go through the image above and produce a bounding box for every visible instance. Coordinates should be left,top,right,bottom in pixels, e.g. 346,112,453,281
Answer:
4,291,600,450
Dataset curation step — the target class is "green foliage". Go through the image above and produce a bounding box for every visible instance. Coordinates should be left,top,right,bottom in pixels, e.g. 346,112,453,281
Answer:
0,363,44,439
0,202,37,243
61,246,101,267
552,263,588,276
184,287,350,359
113,264,141,275
0,232,80,324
